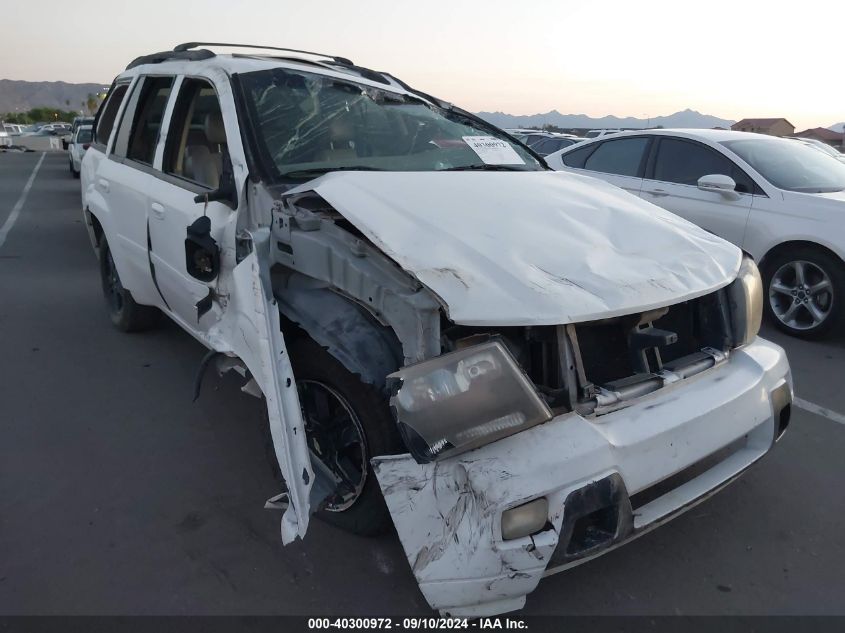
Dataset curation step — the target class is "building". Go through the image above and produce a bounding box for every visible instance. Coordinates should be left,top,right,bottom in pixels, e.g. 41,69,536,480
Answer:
796,127,845,149
731,118,795,137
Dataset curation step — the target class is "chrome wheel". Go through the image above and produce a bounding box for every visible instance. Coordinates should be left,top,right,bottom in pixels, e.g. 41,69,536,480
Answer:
769,259,834,331
298,380,368,512
104,248,124,315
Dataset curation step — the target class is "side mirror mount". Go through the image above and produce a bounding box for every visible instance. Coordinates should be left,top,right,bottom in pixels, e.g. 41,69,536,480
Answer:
698,174,739,199
185,215,220,283
193,150,237,209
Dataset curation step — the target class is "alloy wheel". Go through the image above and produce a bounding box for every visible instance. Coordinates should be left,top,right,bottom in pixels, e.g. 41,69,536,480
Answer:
769,259,834,331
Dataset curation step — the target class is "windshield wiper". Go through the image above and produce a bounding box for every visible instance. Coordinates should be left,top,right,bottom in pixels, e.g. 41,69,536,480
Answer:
281,166,385,178
438,164,525,172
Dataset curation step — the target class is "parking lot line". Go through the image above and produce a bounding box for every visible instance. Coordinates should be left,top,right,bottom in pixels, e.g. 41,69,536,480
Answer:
794,397,845,426
0,152,46,251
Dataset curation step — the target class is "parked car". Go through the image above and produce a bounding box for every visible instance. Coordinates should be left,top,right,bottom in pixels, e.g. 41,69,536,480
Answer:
584,128,622,139
71,116,95,136
787,136,845,164
529,134,586,156
82,44,791,617
68,125,92,178
547,129,845,338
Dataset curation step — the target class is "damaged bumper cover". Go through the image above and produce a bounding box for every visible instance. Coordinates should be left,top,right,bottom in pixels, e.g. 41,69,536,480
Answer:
373,337,791,617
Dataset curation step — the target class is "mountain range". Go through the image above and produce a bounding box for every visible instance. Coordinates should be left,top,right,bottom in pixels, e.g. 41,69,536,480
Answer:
475,108,736,130
0,79,108,114
2,79,838,134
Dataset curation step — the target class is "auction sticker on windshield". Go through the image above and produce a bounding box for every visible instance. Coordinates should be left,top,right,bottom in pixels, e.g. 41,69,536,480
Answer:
462,136,525,165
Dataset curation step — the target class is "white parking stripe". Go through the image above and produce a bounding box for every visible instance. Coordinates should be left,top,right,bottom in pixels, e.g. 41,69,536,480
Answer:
0,152,46,251
794,397,845,426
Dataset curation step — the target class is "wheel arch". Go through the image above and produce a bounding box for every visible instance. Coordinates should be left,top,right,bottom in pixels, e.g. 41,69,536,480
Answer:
758,240,845,274
273,278,405,393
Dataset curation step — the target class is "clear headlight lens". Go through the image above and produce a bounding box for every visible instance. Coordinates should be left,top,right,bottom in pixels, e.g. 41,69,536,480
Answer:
389,340,553,463
728,256,763,347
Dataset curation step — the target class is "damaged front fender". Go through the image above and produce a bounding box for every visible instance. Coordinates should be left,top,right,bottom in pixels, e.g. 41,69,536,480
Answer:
206,228,313,542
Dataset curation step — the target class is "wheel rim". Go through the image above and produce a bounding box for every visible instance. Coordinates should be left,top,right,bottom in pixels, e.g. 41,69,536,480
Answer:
104,249,124,314
769,259,834,331
297,380,368,512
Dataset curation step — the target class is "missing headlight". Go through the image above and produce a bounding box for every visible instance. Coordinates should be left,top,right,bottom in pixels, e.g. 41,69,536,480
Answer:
389,340,553,463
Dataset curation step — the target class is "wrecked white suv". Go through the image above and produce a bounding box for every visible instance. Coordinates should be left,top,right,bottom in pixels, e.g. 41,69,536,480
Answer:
81,43,792,616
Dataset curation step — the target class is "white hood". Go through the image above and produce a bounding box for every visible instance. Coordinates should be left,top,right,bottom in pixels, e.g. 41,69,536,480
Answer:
301,170,741,325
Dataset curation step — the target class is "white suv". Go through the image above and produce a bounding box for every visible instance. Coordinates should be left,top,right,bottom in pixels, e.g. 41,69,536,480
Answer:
82,43,791,617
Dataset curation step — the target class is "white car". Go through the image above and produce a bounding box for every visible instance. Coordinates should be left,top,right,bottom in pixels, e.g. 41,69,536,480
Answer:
81,43,791,617
547,129,845,339
68,125,92,178
787,136,845,164
584,128,622,139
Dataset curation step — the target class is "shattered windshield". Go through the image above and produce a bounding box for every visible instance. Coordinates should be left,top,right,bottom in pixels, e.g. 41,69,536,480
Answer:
238,67,542,179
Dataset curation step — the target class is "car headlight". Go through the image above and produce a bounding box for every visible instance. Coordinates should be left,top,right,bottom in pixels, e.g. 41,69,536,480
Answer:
389,340,553,463
728,256,763,347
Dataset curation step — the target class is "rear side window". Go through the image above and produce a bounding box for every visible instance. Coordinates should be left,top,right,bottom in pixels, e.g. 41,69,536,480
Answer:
561,143,597,168
94,83,129,148
113,76,174,165
654,138,757,194
582,137,649,177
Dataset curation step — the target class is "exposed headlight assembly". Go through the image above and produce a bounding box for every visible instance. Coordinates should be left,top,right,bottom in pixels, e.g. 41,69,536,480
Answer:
389,340,553,463
728,256,763,347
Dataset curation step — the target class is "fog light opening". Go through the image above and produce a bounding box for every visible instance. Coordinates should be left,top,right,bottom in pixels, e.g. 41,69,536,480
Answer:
566,505,619,556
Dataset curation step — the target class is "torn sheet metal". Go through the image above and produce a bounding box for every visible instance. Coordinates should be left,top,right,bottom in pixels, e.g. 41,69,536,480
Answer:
296,170,741,326
205,228,314,543
373,339,791,616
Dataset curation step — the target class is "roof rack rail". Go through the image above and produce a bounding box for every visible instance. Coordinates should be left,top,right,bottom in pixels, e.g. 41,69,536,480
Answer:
173,42,353,66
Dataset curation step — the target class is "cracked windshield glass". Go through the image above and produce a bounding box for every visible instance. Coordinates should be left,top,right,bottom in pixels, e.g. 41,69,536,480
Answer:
239,67,543,178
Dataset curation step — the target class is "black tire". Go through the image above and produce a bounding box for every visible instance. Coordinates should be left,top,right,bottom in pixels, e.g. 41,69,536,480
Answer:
99,240,161,332
264,336,404,536
73,167,80,179
762,246,845,339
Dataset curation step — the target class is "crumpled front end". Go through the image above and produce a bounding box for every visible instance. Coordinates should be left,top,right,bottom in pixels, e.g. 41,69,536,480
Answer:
373,338,791,617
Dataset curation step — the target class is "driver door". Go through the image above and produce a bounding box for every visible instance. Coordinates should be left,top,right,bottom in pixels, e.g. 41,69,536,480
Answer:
149,74,316,542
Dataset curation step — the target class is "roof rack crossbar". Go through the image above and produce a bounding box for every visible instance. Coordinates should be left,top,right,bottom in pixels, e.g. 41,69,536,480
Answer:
173,42,353,66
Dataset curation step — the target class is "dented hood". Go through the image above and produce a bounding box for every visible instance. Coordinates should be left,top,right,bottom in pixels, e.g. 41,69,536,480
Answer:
300,170,741,325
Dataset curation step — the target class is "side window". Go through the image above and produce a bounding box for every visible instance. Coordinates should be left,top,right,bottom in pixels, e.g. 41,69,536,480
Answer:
531,138,554,154
561,143,598,168
113,76,174,165
94,83,129,148
163,78,228,189
654,138,756,193
582,137,649,177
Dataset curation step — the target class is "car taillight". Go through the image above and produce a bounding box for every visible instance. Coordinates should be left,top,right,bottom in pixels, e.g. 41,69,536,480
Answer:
83,143,90,149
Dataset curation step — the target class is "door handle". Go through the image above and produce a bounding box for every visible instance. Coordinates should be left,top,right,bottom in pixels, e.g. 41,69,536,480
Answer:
150,202,165,219
645,188,669,197
97,178,110,193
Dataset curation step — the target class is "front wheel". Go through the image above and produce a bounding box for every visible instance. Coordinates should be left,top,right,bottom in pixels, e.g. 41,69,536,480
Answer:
265,337,404,536
763,247,844,339
99,240,161,332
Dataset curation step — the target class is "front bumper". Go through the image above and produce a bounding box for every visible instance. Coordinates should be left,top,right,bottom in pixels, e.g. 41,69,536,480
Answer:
372,337,791,617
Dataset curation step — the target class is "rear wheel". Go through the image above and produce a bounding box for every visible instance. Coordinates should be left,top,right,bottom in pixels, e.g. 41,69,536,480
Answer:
763,246,844,339
99,240,160,332
265,337,404,536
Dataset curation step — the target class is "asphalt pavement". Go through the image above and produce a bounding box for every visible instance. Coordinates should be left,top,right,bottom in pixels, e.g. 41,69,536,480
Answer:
1,151,844,615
